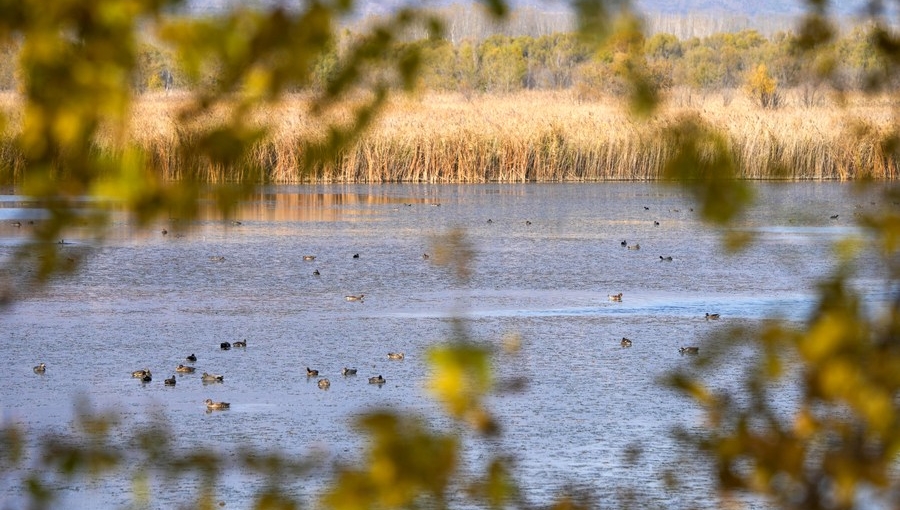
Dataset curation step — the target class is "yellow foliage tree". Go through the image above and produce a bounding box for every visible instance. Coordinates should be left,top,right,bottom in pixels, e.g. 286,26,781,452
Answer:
745,63,781,109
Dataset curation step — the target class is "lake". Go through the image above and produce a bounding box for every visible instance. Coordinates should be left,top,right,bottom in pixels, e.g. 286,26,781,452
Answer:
0,182,890,509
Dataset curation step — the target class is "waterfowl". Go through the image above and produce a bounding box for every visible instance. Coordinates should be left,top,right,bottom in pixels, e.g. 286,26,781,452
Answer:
313,269,320,276
303,255,316,261
388,352,405,360
422,253,429,260
627,244,640,250
486,219,493,224
621,240,627,246
660,256,673,261
525,220,532,225
132,368,151,378
33,363,46,374
830,214,839,219
161,229,168,235
705,313,721,320
342,367,358,376
345,294,364,302
175,364,196,373
12,221,21,228
643,206,649,210
318,378,331,389
369,375,386,384
679,347,700,355
231,220,242,226
141,373,152,383
352,253,360,259
220,342,231,350
186,353,197,362
205,399,230,410
654,221,660,226
233,339,247,348
201,372,224,382
608,293,623,302
621,338,632,348
307,367,319,377
209,256,225,262
164,375,176,386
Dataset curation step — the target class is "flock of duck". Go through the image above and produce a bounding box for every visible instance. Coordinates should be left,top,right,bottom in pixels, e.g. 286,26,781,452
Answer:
612,303,721,354
31,340,405,411
608,242,722,355
26,206,734,410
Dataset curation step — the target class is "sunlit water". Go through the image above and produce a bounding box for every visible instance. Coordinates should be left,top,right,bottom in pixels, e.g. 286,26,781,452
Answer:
0,182,892,509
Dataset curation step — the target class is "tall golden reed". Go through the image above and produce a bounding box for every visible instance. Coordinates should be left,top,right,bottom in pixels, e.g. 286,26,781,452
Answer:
1,90,897,183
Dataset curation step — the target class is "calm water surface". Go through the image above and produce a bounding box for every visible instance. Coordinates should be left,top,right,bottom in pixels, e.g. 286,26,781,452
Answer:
0,182,891,509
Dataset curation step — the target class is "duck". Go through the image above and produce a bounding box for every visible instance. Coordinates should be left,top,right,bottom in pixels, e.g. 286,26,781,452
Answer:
307,367,319,377
705,313,721,320
164,375,177,386
627,244,640,250
368,375,386,384
175,364,196,373
141,373,152,383
233,339,247,348
830,214,839,219
621,338,632,348
303,255,316,261
352,253,360,259
679,347,700,355
422,253,429,260
654,221,660,226
608,293,623,302
209,256,225,262
201,372,224,382
33,363,46,374
161,229,168,235
388,352,404,360
660,256,673,261
313,269,320,276
345,294,364,302
342,367,358,376
525,220,532,226
205,399,230,410
186,353,197,362
621,240,627,246
132,368,151,378
220,342,231,350
318,378,331,389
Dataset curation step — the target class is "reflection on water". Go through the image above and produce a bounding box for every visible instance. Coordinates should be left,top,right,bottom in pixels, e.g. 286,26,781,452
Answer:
0,182,891,509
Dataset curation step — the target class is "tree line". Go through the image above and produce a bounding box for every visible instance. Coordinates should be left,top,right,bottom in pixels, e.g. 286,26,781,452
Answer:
0,16,889,108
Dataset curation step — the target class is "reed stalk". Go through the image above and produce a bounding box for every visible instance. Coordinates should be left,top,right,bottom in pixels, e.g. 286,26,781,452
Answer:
0,90,897,184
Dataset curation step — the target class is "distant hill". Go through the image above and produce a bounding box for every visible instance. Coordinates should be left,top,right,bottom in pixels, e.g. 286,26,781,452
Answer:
181,0,871,18
178,0,877,38
635,0,864,17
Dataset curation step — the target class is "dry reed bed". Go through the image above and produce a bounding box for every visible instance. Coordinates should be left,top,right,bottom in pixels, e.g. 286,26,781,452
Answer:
1,91,898,183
